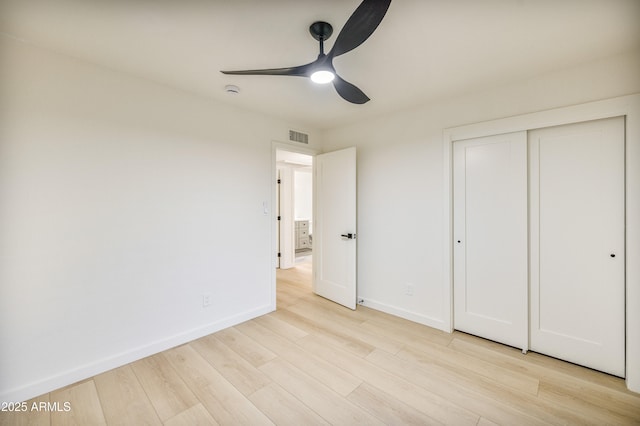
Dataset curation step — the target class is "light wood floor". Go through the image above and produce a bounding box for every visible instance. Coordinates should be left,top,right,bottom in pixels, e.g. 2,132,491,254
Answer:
2,261,639,425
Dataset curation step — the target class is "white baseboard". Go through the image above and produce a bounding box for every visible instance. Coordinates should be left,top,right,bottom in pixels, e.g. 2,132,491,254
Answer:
358,298,446,332
1,304,274,403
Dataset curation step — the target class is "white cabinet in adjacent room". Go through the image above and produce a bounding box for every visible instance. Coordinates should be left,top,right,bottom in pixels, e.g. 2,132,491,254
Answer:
295,220,311,250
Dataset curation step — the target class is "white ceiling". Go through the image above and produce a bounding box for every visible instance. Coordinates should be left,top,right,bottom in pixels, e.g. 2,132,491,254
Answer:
1,0,639,130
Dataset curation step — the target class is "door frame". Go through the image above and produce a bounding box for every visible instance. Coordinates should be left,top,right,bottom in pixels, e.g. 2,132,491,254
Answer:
277,166,296,270
270,141,318,309
442,93,640,392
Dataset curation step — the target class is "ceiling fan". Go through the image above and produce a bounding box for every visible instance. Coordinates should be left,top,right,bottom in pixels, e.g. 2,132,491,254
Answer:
221,0,392,104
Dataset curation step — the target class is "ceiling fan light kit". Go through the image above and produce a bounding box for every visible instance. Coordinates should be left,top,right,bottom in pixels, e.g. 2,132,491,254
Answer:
310,70,335,84
221,0,392,104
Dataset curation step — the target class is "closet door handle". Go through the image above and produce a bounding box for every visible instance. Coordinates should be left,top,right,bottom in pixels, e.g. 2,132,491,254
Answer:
341,233,356,240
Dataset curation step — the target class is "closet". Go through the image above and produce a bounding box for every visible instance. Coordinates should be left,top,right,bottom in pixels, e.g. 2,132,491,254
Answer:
453,117,625,377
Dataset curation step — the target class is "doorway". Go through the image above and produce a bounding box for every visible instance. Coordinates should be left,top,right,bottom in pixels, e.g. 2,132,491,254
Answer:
274,160,314,308
275,149,314,293
272,144,358,311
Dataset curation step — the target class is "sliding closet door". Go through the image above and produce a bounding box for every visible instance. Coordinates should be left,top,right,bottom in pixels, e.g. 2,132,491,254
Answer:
529,117,625,377
453,132,528,350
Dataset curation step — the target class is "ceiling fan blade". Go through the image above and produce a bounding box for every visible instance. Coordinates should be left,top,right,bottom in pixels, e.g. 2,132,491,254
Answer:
221,62,313,77
329,0,391,58
333,74,370,104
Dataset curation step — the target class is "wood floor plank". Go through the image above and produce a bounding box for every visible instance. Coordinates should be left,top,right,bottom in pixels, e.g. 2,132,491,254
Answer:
347,382,444,426
50,380,106,426
253,313,308,341
0,394,50,426
191,334,271,396
477,416,501,426
276,285,312,302
399,331,540,395
450,336,640,418
453,331,627,390
338,320,405,355
236,319,362,397
272,308,375,358
277,262,312,284
297,334,479,426
93,365,162,426
285,299,365,328
163,403,219,426
214,327,277,368
385,347,591,425
360,317,454,348
366,347,547,426
280,301,404,355
537,380,640,424
248,383,330,426
448,336,548,378
275,290,302,308
130,353,199,422
277,279,312,298
358,307,454,342
259,358,384,425
164,344,274,426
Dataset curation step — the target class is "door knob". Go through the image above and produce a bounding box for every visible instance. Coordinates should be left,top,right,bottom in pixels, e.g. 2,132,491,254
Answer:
341,233,356,240
610,253,616,258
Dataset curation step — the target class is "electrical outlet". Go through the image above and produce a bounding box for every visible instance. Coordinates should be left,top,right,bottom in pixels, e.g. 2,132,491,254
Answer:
202,294,212,307
405,284,414,296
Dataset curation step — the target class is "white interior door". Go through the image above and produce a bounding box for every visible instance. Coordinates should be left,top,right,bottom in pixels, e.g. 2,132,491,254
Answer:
529,117,625,377
453,132,528,350
313,147,357,309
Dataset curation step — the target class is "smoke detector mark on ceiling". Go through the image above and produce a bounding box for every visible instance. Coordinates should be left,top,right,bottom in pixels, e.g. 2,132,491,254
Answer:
225,84,240,94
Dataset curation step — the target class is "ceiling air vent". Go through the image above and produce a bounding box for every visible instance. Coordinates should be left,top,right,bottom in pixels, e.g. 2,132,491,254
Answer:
289,130,309,144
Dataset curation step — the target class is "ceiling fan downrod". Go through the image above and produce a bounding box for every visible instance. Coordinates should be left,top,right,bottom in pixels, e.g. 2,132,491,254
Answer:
309,21,333,57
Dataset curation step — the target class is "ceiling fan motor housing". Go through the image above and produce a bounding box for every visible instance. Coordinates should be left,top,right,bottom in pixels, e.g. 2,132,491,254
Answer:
309,21,333,41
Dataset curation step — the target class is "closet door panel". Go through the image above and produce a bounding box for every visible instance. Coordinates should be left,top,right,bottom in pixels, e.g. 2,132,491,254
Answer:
529,117,625,377
453,132,528,350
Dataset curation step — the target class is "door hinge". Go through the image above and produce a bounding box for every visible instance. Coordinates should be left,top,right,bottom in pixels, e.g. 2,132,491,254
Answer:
277,252,281,258
277,216,281,220
277,179,281,184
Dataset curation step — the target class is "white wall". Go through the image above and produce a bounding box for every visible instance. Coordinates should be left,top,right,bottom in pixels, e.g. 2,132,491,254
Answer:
322,50,640,329
294,169,312,221
0,36,321,402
